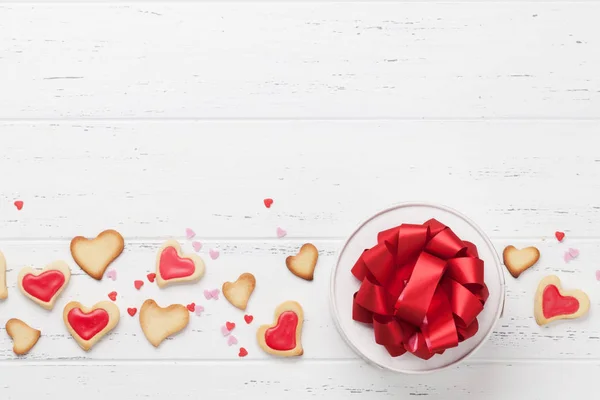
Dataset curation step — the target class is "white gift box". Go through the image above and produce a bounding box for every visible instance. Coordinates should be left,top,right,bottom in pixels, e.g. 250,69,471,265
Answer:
330,202,505,374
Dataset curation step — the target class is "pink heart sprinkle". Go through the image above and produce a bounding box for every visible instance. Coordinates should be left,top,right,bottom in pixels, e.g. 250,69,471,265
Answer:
203,289,220,300
185,228,196,239
195,305,205,316
209,249,220,260
221,325,231,336
276,227,287,238
106,270,117,281
227,335,238,346
564,252,573,262
568,248,580,258
192,241,202,252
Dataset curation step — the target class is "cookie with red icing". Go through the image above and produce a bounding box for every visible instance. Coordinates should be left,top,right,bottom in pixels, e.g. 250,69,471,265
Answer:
0,251,7,300
155,240,205,288
18,261,71,310
534,275,590,326
256,301,304,357
63,301,120,351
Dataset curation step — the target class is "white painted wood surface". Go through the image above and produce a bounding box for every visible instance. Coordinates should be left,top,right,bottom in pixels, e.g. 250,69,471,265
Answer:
1,2,600,399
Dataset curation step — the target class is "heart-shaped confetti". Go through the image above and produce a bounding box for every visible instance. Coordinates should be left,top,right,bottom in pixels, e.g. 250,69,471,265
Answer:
221,325,231,336
14,200,23,211
276,227,287,238
238,347,248,357
555,231,565,242
147,273,156,283
185,228,196,239
195,305,205,316
244,315,254,324
127,307,137,316
187,303,195,312
192,241,202,252
204,289,220,300
209,249,220,260
108,291,117,301
596,271,600,281
564,252,573,262
134,280,144,290
569,248,580,258
264,198,274,208
227,335,238,346
106,270,117,281
226,321,236,331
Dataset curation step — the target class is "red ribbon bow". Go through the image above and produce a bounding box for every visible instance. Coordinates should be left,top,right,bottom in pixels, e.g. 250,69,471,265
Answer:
351,218,489,359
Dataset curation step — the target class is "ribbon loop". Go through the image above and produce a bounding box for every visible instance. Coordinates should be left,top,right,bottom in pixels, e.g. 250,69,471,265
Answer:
351,218,488,360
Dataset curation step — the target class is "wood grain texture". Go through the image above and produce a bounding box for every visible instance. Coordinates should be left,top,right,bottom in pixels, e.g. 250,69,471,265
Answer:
0,3,598,118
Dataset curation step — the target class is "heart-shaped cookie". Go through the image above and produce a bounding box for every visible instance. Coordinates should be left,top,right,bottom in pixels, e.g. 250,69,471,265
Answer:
63,301,120,351
18,261,71,310
6,318,41,355
256,301,304,357
155,240,205,288
502,245,540,278
70,229,125,280
534,275,590,326
0,251,7,300
139,299,190,347
286,243,318,281
223,273,256,310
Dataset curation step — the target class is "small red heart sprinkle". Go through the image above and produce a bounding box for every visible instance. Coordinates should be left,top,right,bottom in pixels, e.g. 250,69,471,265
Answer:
263,198,273,208
226,321,236,331
147,273,156,283
187,303,196,312
108,291,117,301
134,280,144,290
14,200,23,211
244,315,253,324
238,347,248,357
127,307,137,316
555,231,565,242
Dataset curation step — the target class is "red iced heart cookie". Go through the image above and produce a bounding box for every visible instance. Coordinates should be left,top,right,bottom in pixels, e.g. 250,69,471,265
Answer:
17,261,71,310
256,301,304,357
155,240,205,288
63,301,120,351
534,275,590,326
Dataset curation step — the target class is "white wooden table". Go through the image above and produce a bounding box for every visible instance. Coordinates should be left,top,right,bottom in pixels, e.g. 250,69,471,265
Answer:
1,1,599,398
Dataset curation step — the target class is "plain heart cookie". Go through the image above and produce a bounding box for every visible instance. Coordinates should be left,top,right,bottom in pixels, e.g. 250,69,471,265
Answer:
70,229,125,280
18,261,71,310
502,245,540,278
534,275,590,326
63,301,120,351
6,318,41,355
155,240,205,288
139,299,190,347
223,273,256,310
0,251,7,299
256,300,304,357
286,243,318,281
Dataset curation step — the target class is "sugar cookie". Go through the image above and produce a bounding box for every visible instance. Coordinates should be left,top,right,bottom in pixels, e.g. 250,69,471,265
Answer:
223,273,256,311
139,299,189,347
6,318,41,355
63,301,120,351
70,229,124,280
256,300,304,357
286,243,318,281
534,275,590,326
17,261,71,310
502,245,540,278
0,251,7,299
155,240,205,288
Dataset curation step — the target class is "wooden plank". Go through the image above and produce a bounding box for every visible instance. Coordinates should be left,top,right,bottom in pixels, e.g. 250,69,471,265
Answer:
1,121,600,239
0,238,597,361
1,361,598,399
0,3,598,118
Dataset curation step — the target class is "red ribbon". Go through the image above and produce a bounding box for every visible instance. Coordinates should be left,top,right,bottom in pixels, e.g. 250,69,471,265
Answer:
351,218,488,359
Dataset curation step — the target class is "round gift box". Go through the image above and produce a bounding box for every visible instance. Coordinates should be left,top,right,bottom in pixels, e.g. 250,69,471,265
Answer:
330,202,505,374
